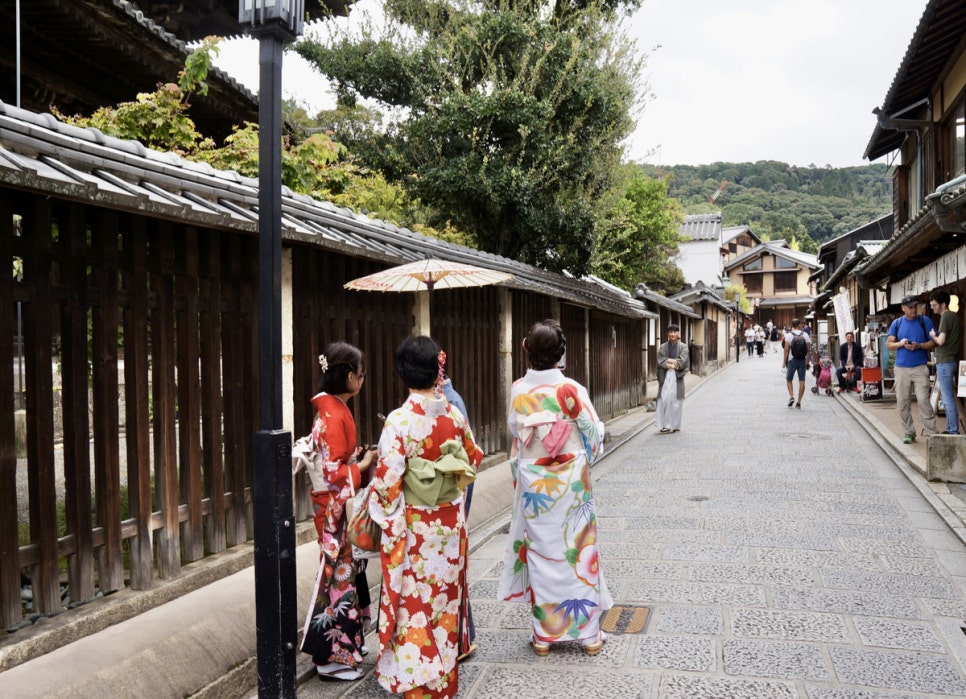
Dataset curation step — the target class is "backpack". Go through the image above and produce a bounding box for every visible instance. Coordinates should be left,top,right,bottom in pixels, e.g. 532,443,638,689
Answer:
790,334,808,360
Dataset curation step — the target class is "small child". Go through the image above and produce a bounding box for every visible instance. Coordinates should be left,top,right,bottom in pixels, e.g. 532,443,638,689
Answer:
815,356,834,395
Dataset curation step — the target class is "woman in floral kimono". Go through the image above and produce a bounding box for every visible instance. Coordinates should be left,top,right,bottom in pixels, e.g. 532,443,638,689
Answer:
498,319,611,656
299,342,376,681
368,335,483,698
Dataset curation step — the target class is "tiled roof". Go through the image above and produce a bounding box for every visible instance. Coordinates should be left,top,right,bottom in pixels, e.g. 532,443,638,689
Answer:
679,213,722,242
865,0,966,160
0,100,651,319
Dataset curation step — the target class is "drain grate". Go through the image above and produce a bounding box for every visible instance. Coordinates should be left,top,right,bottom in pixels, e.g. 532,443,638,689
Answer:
600,605,650,635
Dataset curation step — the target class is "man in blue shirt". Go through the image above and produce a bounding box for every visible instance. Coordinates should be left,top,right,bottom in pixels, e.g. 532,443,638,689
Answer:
887,296,938,443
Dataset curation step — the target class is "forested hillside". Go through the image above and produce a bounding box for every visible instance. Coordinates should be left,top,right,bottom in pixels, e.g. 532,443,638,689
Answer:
637,161,893,253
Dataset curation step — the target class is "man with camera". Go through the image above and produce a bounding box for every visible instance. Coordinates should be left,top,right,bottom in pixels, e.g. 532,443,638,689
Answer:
886,296,938,444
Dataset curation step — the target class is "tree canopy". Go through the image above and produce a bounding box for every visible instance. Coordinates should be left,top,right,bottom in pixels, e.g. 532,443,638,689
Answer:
638,161,892,252
294,0,646,276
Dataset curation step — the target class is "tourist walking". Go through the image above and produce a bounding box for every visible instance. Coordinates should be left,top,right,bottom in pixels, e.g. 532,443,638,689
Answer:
782,318,811,409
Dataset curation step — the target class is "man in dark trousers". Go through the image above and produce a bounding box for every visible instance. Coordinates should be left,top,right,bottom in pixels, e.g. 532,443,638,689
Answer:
837,331,863,393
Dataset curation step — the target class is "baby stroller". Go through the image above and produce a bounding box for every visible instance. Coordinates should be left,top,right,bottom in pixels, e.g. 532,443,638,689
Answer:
814,356,834,396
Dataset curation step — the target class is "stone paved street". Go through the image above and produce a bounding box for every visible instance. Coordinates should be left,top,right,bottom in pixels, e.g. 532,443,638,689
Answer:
296,353,966,698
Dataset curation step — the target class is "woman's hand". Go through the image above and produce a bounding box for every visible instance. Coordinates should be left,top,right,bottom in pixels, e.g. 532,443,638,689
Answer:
357,447,377,472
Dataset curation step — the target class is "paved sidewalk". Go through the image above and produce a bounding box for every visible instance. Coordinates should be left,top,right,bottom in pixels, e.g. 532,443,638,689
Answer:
295,354,966,698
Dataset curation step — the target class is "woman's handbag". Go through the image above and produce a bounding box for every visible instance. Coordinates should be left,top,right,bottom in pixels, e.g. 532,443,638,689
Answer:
345,484,381,555
291,434,327,492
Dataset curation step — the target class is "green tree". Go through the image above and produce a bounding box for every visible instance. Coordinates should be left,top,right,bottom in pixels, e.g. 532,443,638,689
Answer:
592,174,685,293
294,0,646,275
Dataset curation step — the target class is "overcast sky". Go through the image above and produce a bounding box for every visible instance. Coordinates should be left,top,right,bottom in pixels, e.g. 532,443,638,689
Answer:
215,0,930,169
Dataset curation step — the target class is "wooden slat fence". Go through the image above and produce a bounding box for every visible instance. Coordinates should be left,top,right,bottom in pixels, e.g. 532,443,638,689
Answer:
1,194,262,628
431,286,503,456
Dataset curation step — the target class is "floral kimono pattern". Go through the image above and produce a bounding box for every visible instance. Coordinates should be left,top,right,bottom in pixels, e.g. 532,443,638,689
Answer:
369,394,483,698
497,368,612,646
299,393,371,670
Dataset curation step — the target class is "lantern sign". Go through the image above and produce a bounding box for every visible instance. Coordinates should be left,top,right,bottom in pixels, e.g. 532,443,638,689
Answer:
239,0,304,38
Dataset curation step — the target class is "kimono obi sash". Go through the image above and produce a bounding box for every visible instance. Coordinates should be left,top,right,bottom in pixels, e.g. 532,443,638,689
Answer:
403,439,476,507
519,410,574,458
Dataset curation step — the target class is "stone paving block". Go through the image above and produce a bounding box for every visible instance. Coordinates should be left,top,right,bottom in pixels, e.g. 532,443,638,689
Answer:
598,542,664,560
494,602,532,629
829,646,966,695
663,544,750,563
922,597,966,618
727,531,839,550
805,687,922,699
689,562,816,586
838,538,934,557
626,514,703,529
604,559,683,581
468,667,654,699
919,526,966,552
934,549,966,577
722,638,830,680
771,587,923,619
633,634,716,672
658,673,798,699
477,560,505,579
701,514,811,533
467,600,509,630
640,529,723,544
755,548,879,570
934,617,966,676
730,608,851,643
626,579,766,606
810,524,922,543
834,513,912,528
877,555,947,577
468,629,630,667
821,569,961,599
852,616,945,652
655,605,723,634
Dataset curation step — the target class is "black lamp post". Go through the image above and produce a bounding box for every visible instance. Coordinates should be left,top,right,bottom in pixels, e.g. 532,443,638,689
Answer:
238,2,303,697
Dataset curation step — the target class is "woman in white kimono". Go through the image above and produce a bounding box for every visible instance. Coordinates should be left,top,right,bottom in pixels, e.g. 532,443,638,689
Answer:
498,319,611,656
656,324,689,434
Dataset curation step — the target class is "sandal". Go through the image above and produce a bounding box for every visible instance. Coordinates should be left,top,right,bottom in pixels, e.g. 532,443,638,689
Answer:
457,642,478,662
582,632,605,656
316,662,362,681
531,636,550,656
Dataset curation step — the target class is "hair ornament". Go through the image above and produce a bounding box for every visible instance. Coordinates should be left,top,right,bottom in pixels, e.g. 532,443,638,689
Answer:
318,354,329,373
434,350,447,397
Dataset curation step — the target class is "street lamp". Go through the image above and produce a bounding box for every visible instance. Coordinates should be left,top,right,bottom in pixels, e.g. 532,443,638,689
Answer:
238,2,303,697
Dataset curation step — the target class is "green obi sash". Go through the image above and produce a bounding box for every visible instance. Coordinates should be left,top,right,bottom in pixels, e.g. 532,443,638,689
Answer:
403,439,477,507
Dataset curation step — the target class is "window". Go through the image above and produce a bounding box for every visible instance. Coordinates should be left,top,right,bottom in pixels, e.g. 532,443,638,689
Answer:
744,275,762,294
775,256,797,269
743,258,761,272
946,100,965,179
774,271,797,293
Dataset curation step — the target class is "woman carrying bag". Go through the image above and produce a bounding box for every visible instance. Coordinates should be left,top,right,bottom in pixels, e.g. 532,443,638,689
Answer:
368,335,483,698
298,342,376,681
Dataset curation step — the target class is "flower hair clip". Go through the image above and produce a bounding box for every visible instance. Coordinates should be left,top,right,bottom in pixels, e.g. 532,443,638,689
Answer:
434,349,447,397
318,354,328,373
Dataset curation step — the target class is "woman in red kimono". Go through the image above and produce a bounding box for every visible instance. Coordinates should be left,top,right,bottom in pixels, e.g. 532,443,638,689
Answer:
369,335,483,698
299,342,376,681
